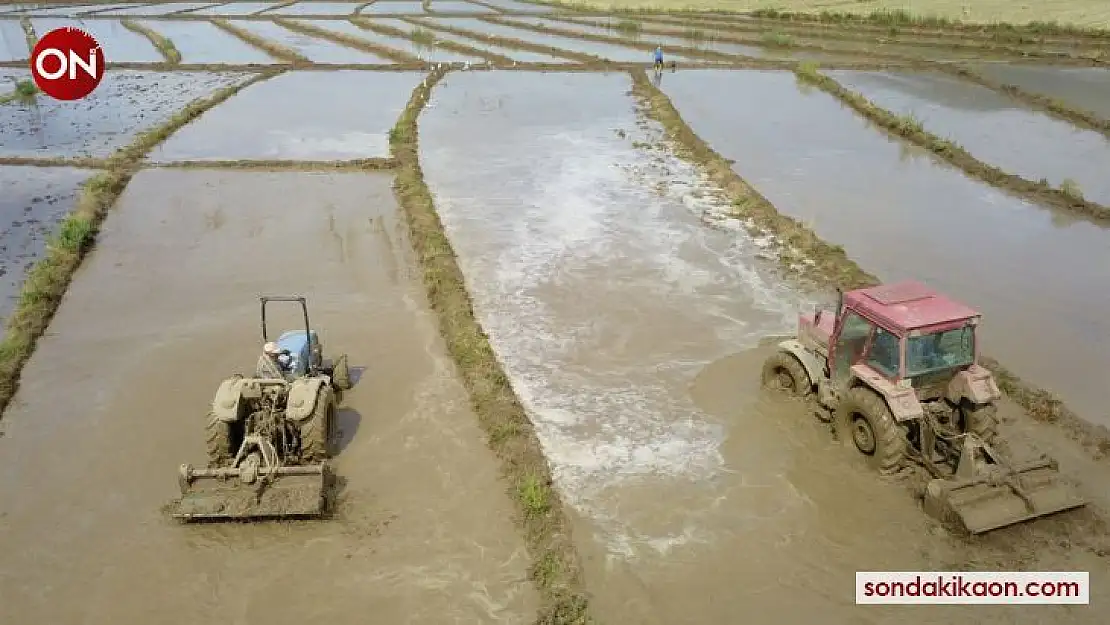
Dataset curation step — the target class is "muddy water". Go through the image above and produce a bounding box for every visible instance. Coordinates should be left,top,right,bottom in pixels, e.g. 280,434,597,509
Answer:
302,19,486,63
658,69,1110,426
95,2,217,15
149,70,421,161
141,19,279,64
418,70,1110,624
0,19,26,62
232,20,395,63
0,70,250,158
0,166,92,322
970,64,1110,121
427,17,696,61
362,1,426,15
373,17,574,63
30,17,164,62
192,1,279,15
0,169,538,625
268,1,364,15
829,70,1110,206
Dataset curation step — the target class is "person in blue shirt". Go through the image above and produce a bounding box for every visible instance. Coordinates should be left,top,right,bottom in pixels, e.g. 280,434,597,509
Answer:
653,45,664,71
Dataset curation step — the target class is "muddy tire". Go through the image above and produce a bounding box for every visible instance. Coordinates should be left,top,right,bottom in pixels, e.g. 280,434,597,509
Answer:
962,402,999,444
332,354,352,391
838,386,907,475
761,351,812,397
205,414,235,467
300,386,335,463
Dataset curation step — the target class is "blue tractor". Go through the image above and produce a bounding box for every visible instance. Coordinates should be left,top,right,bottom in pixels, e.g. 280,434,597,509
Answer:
171,296,352,522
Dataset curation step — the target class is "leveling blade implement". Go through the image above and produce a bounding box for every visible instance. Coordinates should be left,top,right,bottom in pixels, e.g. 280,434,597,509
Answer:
922,435,1085,534
173,457,330,521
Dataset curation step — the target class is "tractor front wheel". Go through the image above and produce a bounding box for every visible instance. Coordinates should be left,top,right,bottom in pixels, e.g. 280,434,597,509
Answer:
300,386,335,463
962,402,999,444
332,354,352,391
205,414,235,468
761,351,812,398
837,387,907,475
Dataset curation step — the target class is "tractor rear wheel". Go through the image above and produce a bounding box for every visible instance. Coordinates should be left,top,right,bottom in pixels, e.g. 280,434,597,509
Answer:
838,387,907,475
205,413,235,467
300,386,335,463
761,351,812,398
962,402,999,444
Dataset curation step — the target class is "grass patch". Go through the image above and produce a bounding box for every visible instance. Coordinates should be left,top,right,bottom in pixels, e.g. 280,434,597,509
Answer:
1060,178,1084,201
410,26,437,46
120,19,182,64
0,78,38,105
0,71,280,419
614,18,642,36
792,63,1110,222
750,7,1110,39
760,30,793,46
389,67,592,625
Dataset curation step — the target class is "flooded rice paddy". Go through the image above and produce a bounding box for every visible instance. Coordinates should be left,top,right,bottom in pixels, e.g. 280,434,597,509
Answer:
657,68,1110,426
302,19,486,63
30,17,164,62
969,64,1110,121
419,69,1110,625
0,166,93,322
510,15,767,58
0,168,537,625
362,1,427,15
94,1,216,15
190,1,279,15
372,17,574,63
428,1,496,13
827,70,1110,206
147,71,423,161
267,1,364,15
229,19,396,63
0,19,26,61
141,19,279,63
0,70,251,158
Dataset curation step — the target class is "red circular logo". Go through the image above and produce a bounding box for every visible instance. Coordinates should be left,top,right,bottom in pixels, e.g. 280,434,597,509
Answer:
29,27,105,101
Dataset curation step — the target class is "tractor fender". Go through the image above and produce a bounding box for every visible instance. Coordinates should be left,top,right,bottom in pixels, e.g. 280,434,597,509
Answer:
947,364,1002,406
286,377,326,422
849,364,923,422
211,377,247,423
776,339,823,391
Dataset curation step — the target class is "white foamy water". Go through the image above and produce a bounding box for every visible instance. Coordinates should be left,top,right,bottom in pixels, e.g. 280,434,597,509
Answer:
420,72,813,558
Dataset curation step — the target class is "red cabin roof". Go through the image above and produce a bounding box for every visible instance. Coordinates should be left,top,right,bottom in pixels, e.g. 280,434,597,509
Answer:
845,281,980,333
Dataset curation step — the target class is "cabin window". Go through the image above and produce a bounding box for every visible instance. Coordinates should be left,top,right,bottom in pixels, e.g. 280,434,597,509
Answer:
866,327,900,377
833,312,874,380
905,326,975,377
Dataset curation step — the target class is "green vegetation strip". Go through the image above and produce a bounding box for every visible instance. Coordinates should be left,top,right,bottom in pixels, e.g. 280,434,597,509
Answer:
19,16,35,51
940,65,1110,140
629,67,1110,457
792,64,1110,222
121,19,182,64
0,70,281,419
749,8,1110,41
0,78,38,105
275,17,423,64
211,18,310,63
402,16,605,63
349,17,513,64
389,67,592,625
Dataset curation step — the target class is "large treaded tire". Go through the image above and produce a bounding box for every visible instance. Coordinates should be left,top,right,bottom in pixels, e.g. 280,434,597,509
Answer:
837,386,908,475
300,386,335,463
962,402,999,444
205,413,235,468
332,354,352,391
761,351,812,398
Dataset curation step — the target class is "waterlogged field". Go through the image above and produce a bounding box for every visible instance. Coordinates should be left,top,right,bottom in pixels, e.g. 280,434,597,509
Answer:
2,2,1110,624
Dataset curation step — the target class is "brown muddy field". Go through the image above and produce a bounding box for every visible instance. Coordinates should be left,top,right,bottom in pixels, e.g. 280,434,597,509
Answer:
0,169,537,624
2,2,1110,624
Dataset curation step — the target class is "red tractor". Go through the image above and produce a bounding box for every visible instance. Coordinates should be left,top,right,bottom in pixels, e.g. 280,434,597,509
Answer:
762,280,1084,533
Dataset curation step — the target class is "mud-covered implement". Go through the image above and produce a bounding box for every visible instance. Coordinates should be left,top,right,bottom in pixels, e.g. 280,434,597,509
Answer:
171,296,352,522
760,280,1085,534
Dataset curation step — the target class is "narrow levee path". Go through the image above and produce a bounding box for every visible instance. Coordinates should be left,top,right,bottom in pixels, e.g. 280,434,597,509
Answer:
416,69,1110,624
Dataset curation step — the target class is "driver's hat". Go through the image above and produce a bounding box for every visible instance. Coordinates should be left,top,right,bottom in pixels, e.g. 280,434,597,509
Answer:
263,341,280,355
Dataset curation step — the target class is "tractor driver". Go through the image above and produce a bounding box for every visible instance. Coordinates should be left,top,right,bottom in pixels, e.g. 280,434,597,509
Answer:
258,341,293,379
